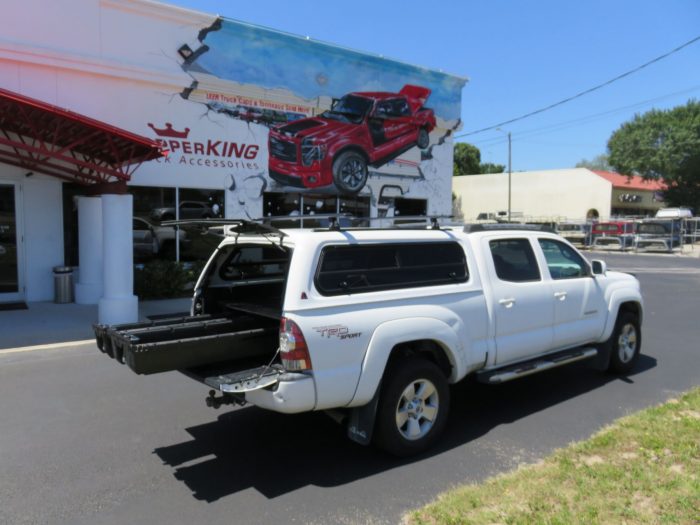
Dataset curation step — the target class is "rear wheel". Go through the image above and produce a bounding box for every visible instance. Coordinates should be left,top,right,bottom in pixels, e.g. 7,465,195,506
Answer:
374,358,449,456
607,311,641,374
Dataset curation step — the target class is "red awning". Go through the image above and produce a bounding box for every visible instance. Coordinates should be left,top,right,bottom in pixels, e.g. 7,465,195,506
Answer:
0,87,163,185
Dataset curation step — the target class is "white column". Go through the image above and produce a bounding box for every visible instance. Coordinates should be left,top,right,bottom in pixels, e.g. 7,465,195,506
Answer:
98,194,137,325
74,196,103,304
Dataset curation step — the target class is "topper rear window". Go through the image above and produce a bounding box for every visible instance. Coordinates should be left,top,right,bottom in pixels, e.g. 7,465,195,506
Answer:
315,242,468,296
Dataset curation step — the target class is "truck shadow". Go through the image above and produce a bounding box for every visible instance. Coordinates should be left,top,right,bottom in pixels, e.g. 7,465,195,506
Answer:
153,355,656,502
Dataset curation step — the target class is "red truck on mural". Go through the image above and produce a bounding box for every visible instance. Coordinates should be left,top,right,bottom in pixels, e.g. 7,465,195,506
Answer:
268,85,436,194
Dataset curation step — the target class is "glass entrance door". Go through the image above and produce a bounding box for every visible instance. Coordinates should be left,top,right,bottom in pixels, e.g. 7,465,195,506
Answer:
0,184,22,300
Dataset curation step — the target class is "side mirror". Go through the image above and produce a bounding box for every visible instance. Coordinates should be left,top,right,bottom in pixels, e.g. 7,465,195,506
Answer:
591,259,607,276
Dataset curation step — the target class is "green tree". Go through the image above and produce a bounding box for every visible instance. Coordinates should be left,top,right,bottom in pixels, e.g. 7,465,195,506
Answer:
453,143,506,175
480,162,506,174
607,100,700,209
453,142,481,176
575,154,612,171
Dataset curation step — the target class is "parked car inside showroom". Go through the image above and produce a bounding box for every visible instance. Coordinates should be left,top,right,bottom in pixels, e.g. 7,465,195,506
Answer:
268,84,436,194
133,217,189,260
149,201,217,222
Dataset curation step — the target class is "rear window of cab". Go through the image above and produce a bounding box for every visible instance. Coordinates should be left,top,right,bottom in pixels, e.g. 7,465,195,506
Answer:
315,241,469,296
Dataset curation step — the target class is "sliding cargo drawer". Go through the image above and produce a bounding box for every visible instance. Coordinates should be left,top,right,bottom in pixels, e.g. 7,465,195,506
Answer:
94,314,278,375
124,327,278,375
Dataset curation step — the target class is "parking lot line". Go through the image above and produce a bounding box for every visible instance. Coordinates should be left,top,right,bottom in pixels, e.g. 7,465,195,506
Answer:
0,339,95,355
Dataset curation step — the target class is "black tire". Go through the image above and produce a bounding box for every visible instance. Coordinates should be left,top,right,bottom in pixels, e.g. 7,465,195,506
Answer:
374,358,450,457
416,127,430,149
332,150,368,194
607,311,641,374
161,213,175,221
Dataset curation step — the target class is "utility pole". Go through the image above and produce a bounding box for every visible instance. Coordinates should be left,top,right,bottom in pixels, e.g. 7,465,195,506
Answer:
496,128,513,222
507,131,512,222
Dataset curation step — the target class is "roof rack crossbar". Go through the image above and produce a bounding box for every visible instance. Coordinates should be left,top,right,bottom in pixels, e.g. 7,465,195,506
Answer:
463,223,555,233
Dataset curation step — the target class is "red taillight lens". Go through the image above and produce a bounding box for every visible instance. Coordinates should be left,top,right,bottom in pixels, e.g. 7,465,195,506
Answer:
279,317,312,371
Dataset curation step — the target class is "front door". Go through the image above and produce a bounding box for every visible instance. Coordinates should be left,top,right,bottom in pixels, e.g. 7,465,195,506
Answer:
537,238,608,349
0,183,23,302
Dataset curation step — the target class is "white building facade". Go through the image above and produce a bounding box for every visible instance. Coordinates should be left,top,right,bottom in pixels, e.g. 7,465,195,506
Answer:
0,0,465,312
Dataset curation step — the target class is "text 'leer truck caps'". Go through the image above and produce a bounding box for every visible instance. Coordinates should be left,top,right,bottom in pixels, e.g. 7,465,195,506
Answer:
94,221,644,456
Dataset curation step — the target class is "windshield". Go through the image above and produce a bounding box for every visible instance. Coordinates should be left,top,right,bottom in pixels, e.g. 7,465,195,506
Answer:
321,95,372,124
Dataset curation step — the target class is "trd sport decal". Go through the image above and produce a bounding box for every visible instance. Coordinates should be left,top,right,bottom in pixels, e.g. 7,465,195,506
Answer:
313,325,362,340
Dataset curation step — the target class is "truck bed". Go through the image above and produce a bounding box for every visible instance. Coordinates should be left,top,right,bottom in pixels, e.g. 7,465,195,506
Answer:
94,311,278,375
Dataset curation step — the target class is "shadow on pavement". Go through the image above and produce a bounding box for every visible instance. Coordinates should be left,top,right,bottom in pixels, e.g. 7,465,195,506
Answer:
153,354,656,502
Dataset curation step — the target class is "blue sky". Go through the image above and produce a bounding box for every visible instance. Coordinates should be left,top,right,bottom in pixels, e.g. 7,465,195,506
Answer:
167,0,700,172
191,19,465,120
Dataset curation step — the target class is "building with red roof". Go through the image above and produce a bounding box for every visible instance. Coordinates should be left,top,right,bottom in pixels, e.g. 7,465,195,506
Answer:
453,168,667,221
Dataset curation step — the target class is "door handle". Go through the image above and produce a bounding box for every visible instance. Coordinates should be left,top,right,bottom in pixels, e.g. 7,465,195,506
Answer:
554,291,567,300
498,298,516,308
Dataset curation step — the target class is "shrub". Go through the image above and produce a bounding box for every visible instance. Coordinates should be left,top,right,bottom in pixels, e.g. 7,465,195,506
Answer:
134,260,193,299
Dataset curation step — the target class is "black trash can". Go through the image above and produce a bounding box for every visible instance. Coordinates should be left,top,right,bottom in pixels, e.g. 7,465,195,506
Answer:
53,266,74,304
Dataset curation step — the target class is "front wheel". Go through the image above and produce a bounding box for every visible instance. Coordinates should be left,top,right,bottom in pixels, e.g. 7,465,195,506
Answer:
332,151,368,194
374,358,450,457
607,312,641,374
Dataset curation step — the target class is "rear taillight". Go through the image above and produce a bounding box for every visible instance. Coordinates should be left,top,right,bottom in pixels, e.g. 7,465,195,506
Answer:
279,317,312,371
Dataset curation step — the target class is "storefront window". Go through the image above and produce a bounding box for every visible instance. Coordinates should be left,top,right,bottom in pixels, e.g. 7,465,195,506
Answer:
393,197,427,225
340,196,370,227
263,192,370,228
263,192,302,228
130,186,177,261
129,186,225,263
178,188,225,263
0,185,18,294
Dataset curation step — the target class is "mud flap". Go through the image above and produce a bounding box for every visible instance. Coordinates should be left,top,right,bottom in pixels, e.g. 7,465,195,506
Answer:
346,386,381,446
591,342,612,371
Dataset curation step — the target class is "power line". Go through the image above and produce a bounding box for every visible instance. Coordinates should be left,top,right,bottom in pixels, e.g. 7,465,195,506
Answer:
456,34,700,138
467,84,700,148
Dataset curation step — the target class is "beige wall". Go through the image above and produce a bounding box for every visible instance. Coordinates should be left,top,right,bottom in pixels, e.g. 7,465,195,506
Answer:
453,168,613,221
611,188,664,214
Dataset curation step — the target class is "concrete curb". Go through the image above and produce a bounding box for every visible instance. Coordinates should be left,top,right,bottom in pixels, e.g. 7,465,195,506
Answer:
0,339,95,355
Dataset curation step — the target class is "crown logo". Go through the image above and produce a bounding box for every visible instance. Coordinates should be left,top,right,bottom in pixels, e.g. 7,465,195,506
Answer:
148,122,190,139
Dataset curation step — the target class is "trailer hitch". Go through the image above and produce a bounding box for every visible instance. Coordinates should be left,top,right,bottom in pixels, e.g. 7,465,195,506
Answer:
206,390,246,409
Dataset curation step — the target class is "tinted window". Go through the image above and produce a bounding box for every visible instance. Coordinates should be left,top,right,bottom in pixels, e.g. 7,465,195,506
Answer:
489,239,540,282
538,239,589,279
638,223,671,234
218,245,290,281
316,242,468,296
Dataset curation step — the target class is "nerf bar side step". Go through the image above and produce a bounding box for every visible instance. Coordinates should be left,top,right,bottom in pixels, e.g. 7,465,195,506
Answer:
477,347,598,384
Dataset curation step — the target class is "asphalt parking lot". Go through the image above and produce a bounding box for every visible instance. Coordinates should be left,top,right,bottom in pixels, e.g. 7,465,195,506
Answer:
1,251,699,525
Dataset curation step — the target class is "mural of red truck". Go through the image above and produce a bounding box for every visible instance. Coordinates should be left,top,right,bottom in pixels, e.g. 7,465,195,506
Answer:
268,85,436,194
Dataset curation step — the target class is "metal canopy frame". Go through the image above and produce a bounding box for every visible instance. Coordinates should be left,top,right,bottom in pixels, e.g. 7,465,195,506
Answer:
0,87,163,185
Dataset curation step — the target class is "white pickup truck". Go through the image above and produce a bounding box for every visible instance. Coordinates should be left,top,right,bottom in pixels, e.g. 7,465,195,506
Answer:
95,221,643,456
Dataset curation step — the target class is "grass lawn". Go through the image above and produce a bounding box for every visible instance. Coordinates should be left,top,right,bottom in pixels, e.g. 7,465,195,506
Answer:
407,387,700,525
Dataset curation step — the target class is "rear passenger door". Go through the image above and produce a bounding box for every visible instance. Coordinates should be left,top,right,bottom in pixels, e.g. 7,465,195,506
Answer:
537,238,607,349
486,237,554,365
